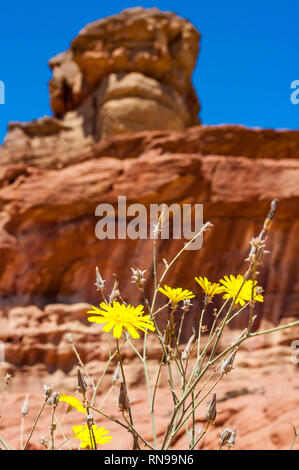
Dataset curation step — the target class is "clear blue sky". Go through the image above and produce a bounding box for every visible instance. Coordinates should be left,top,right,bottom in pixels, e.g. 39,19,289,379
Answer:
0,0,298,143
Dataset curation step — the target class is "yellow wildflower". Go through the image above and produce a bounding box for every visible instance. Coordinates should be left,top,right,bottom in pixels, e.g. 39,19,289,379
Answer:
59,394,87,414
72,424,112,448
219,274,264,306
158,285,195,305
194,276,224,300
87,301,155,339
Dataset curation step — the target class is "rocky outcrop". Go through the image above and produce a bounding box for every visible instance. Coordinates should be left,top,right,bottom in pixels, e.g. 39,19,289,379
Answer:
48,7,200,139
0,7,299,451
0,123,299,335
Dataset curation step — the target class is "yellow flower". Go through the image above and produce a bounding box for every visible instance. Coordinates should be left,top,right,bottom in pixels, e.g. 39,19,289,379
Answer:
87,301,155,339
158,285,195,305
219,274,264,306
72,424,112,448
194,276,224,300
59,394,87,414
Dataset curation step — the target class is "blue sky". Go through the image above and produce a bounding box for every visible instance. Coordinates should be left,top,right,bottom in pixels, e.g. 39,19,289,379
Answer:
0,0,298,143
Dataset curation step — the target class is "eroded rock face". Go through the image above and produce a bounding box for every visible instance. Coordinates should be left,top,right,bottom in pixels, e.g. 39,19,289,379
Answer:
48,7,200,138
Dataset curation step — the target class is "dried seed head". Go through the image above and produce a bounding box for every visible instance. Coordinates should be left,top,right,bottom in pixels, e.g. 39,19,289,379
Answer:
43,385,53,399
21,394,29,416
220,428,234,447
109,277,120,303
47,391,60,408
95,266,105,291
112,362,121,383
77,368,88,395
118,382,130,413
40,436,49,448
65,333,73,343
4,374,12,385
182,299,192,312
221,348,238,375
227,428,236,448
205,392,217,423
86,414,94,429
131,268,147,288
231,329,247,347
